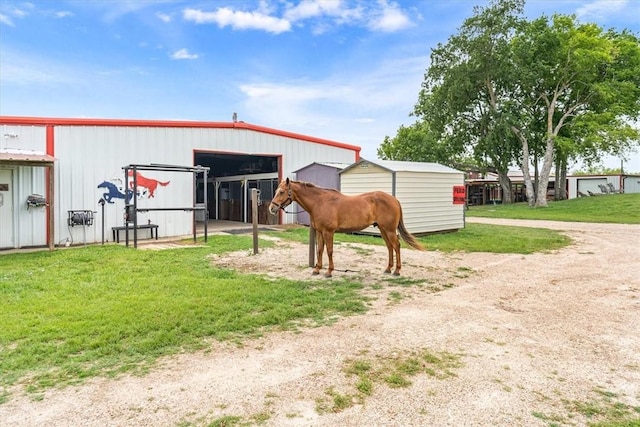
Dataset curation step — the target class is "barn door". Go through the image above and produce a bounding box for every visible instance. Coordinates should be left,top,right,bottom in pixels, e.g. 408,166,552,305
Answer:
0,169,14,248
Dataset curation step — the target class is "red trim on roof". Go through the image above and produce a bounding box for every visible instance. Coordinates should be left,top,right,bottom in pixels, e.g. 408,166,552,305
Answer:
46,125,54,156
0,115,361,155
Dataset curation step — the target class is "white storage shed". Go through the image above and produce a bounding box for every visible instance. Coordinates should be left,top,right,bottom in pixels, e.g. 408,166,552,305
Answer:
339,159,465,235
0,116,360,249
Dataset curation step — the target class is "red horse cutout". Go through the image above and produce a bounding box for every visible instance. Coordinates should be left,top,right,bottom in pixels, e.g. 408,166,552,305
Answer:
127,171,170,198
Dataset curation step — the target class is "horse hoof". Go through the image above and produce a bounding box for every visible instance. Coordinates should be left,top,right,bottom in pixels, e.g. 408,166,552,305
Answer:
393,271,400,276
384,269,391,274
312,270,320,275
324,273,332,278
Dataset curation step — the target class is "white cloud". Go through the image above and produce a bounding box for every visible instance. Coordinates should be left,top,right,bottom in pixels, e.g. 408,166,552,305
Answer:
576,0,627,20
156,12,171,23
0,13,14,26
284,0,351,21
368,0,413,32
170,48,199,60
0,3,33,25
183,7,291,34
180,1,415,35
53,11,73,19
284,0,363,29
237,55,426,156
10,5,30,18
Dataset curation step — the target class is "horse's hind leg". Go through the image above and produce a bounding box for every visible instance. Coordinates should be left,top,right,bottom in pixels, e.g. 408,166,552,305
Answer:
379,228,395,274
313,230,324,275
392,237,402,275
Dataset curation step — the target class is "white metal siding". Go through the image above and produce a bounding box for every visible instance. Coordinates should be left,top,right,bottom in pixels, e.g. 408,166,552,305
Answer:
51,125,357,243
395,171,464,233
1,125,47,153
340,163,393,195
623,176,640,194
16,166,48,247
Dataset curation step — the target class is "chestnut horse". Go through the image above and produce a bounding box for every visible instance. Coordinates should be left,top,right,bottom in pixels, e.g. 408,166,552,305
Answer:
269,178,424,277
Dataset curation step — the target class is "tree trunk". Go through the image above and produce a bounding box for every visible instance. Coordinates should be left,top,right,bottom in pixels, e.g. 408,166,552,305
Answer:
511,126,536,206
553,151,568,200
498,171,513,204
557,159,568,200
534,137,555,207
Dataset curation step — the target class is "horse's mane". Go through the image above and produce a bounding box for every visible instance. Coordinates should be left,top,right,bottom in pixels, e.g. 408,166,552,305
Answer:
296,180,340,193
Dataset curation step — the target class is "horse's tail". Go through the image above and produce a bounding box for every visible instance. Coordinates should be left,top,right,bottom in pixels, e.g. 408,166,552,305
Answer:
393,198,424,250
398,218,425,251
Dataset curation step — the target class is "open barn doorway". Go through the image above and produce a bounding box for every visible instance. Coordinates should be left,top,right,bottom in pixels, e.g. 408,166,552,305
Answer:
194,151,280,226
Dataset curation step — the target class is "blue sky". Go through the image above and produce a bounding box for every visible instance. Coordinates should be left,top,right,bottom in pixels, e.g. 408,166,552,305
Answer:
1,0,639,172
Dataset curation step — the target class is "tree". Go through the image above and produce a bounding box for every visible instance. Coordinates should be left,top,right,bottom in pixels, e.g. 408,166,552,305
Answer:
510,15,640,206
377,120,475,169
382,0,640,207
377,121,440,163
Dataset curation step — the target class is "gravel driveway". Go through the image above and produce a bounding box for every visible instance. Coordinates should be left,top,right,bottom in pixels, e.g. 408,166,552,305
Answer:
2,218,639,426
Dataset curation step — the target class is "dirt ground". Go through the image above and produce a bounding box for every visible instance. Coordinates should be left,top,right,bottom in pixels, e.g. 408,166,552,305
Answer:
2,218,639,426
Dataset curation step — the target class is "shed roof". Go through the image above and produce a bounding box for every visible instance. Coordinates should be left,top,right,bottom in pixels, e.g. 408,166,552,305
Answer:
340,159,462,175
0,151,55,166
293,161,351,173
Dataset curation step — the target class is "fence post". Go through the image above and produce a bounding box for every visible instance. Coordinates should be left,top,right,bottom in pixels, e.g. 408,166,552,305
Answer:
308,226,315,267
251,189,259,254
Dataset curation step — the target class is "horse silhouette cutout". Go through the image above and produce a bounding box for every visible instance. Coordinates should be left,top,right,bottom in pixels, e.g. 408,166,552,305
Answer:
127,171,170,198
98,180,135,203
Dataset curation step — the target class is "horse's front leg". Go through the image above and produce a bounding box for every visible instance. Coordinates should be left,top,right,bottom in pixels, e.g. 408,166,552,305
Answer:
324,231,335,278
387,231,402,275
313,230,324,275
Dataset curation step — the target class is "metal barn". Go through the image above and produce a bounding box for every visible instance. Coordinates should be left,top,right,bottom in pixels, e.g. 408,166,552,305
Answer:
339,159,465,235
0,116,360,249
293,162,349,226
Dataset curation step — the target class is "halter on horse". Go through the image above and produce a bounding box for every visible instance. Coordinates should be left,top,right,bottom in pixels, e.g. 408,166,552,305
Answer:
269,178,424,277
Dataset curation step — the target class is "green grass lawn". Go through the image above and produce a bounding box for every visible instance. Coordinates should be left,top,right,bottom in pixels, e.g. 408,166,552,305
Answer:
466,193,640,224
0,236,366,400
269,223,570,254
1,193,636,403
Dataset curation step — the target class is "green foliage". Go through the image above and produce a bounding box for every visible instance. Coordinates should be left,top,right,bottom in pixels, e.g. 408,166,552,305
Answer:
572,167,624,175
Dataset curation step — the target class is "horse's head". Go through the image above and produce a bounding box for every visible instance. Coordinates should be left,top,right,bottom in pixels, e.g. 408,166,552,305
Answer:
269,178,293,215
